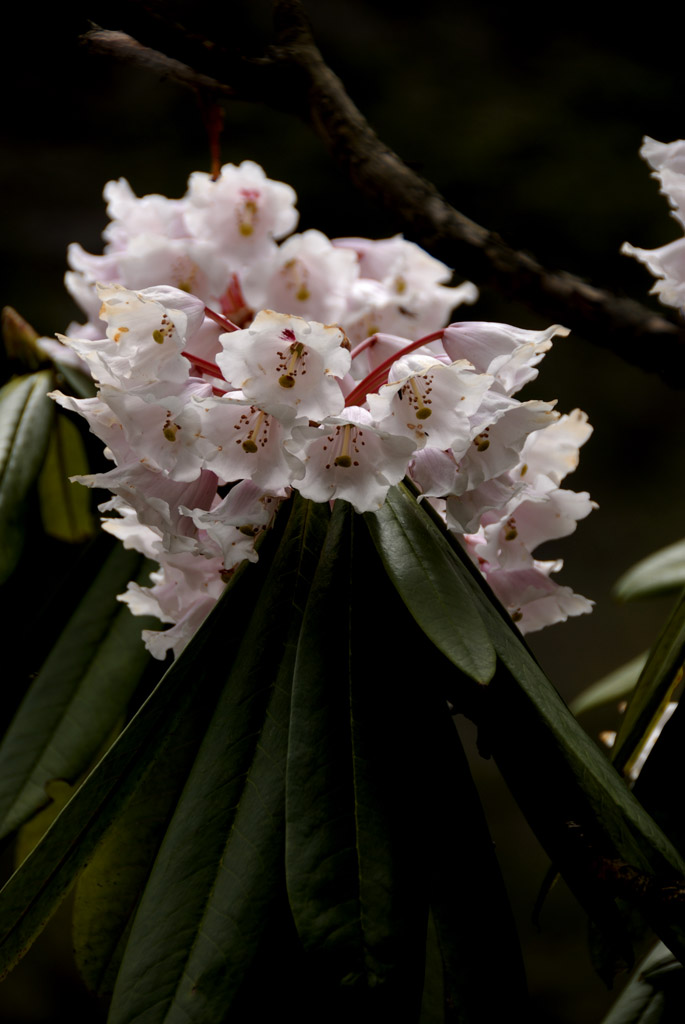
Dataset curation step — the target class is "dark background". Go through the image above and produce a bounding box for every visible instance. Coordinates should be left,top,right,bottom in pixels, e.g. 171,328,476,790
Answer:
2,2,685,1020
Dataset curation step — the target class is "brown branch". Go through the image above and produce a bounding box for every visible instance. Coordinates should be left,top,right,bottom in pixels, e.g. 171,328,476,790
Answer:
84,28,236,97
81,7,685,383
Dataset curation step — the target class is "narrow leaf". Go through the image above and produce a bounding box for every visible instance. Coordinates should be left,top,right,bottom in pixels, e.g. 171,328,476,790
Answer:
0,522,283,981
611,590,685,778
0,545,157,838
0,371,55,582
614,540,685,601
425,708,527,1022
107,496,330,1024
570,652,648,716
287,502,449,1016
365,485,496,683
72,706,206,998
37,412,96,542
389,485,685,961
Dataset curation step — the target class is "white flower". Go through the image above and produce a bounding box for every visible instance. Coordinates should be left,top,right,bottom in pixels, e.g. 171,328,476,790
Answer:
184,160,298,257
243,229,359,324
366,355,490,451
216,309,350,422
442,321,569,395
45,159,594,653
286,406,416,512
623,137,685,310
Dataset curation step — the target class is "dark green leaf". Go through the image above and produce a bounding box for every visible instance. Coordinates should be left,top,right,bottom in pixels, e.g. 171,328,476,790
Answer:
388,485,685,962
0,518,284,981
365,485,496,683
0,545,157,839
425,711,527,1022
106,496,330,1024
0,371,55,582
288,501,427,1016
72,707,206,998
288,501,507,1018
37,412,96,542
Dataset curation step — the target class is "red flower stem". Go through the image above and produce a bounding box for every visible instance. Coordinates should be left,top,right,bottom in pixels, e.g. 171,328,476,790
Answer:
182,351,226,381
349,333,380,361
204,306,239,333
344,329,445,406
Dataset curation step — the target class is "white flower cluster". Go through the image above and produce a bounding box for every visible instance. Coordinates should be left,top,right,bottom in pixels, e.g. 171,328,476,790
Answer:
622,136,685,308
48,162,594,657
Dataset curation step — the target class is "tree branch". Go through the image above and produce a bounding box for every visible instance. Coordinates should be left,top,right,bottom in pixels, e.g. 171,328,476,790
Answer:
81,4,685,382
83,28,236,97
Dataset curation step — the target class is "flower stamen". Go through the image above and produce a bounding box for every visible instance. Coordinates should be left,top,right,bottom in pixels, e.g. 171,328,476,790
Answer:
279,342,305,389
333,424,353,467
242,411,266,453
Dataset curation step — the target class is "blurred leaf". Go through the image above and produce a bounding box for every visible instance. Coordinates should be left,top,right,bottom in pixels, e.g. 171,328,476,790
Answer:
571,652,648,716
615,540,685,602
365,486,496,684
0,545,157,839
0,370,55,582
52,361,97,400
0,515,286,982
611,591,685,778
107,495,329,1024
37,411,96,542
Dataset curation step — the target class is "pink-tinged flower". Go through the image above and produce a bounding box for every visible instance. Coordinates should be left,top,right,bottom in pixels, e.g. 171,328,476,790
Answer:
449,394,558,493
101,177,188,247
122,549,227,659
517,408,593,487
334,234,478,345
243,230,359,325
477,561,594,633
184,160,298,257
286,406,416,513
69,235,228,307
60,285,195,391
80,464,220,555
475,488,596,572
216,309,350,422
182,393,305,490
442,321,569,395
366,355,490,450
179,479,283,568
443,474,527,534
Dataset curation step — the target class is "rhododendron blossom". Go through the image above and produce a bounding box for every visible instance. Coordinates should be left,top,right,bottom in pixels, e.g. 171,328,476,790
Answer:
47,161,594,657
623,136,685,310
